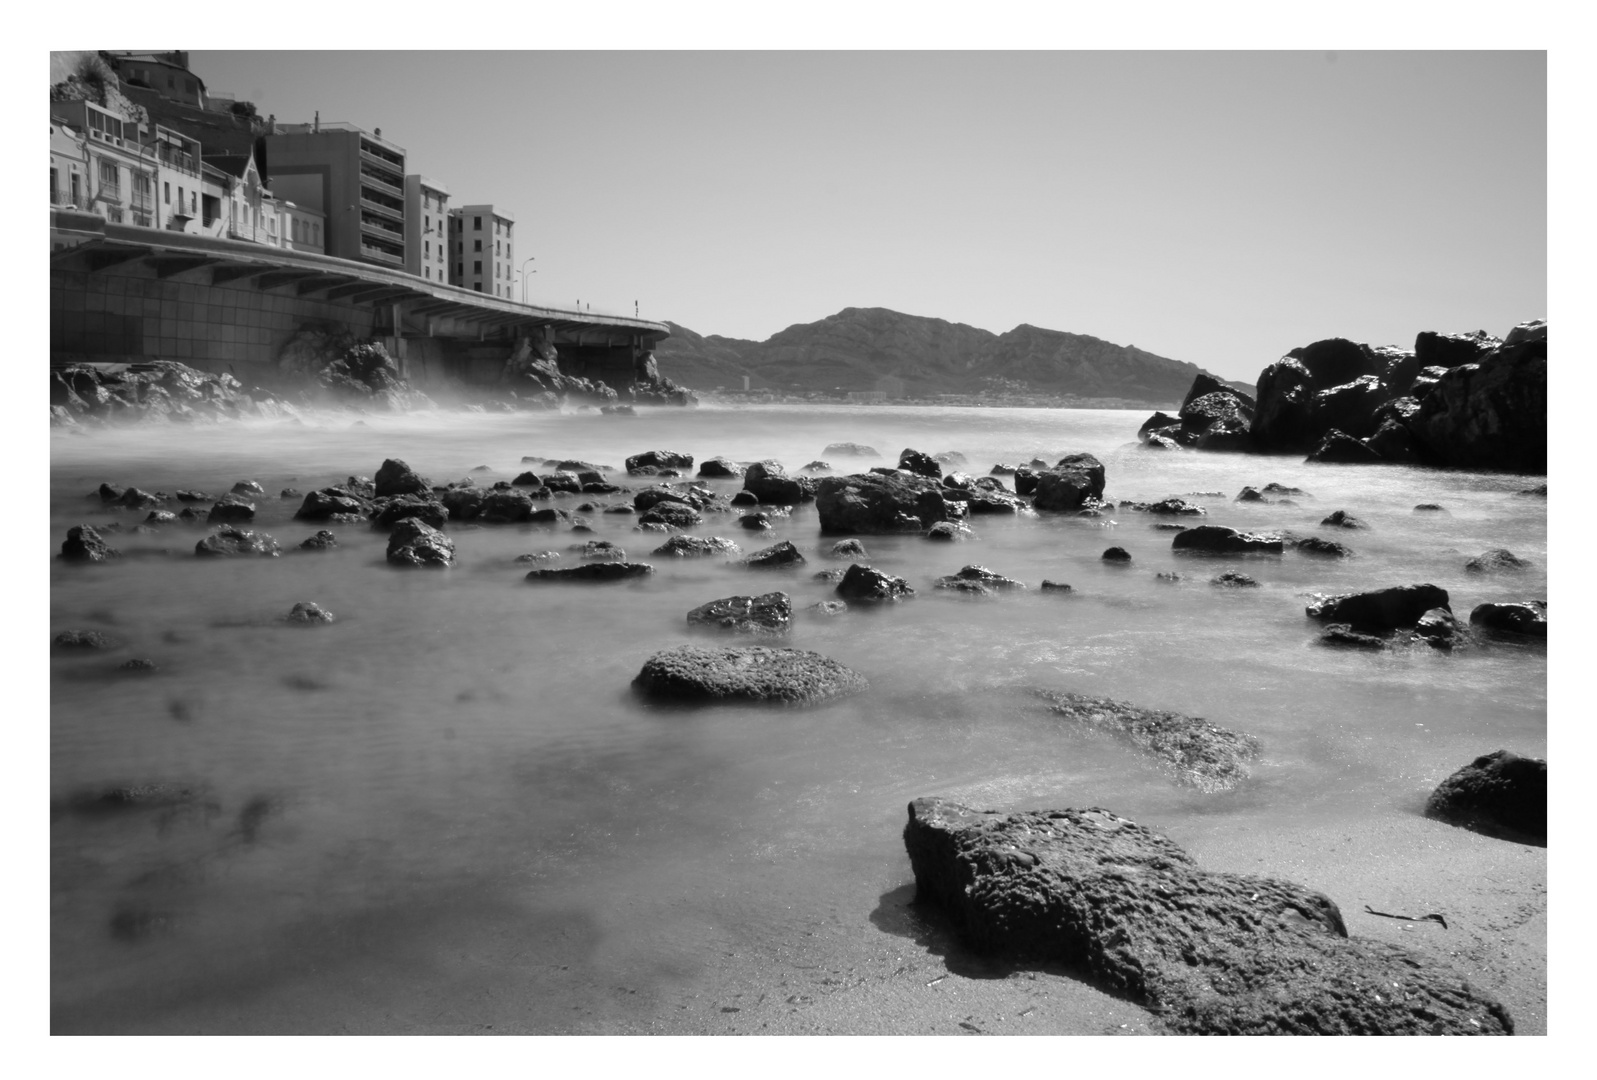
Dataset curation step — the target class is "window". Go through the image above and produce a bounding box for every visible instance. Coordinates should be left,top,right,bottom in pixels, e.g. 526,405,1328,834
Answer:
51,166,58,205
495,240,501,256
473,216,481,230
191,191,197,214
167,74,174,89
186,78,196,94
164,181,170,204
71,172,81,206
292,218,300,242
425,267,430,280
134,173,152,210
473,283,481,292
99,159,119,197
424,214,430,230
506,244,511,261
473,239,481,252
106,206,123,223
505,222,512,237
455,263,462,276
424,241,430,258
473,260,482,274
177,184,184,210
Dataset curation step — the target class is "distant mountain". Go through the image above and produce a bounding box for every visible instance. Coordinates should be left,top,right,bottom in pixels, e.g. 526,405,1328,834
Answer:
655,307,1243,405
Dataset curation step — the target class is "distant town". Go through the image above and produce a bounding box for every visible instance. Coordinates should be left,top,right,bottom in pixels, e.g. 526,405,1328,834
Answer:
50,51,523,299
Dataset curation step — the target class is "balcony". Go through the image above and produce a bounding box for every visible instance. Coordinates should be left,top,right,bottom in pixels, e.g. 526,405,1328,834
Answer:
360,245,404,268
360,216,403,239
358,196,405,223
157,147,199,176
359,146,405,179
359,169,403,199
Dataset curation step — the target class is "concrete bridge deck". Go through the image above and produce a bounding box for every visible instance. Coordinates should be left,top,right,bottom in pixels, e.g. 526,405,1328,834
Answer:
50,210,671,362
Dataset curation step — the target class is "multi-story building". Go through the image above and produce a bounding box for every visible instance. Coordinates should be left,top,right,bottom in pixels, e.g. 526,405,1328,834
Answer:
102,52,207,108
264,121,407,270
403,175,450,282
447,205,516,297
151,124,202,232
50,118,87,211
52,98,156,228
203,150,276,245
278,201,326,254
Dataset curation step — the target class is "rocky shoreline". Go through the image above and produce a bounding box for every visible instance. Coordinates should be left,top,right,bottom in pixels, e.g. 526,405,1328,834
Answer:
1137,319,1546,473
54,432,1546,1034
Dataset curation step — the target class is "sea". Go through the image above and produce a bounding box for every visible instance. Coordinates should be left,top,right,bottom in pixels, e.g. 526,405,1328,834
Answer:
48,402,1547,1033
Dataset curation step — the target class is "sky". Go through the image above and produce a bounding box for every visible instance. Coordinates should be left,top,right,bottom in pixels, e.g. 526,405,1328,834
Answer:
183,49,1544,382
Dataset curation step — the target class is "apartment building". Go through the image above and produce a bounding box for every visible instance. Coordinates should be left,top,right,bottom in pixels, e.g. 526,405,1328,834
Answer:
447,205,516,297
264,121,407,269
51,99,156,228
403,175,450,282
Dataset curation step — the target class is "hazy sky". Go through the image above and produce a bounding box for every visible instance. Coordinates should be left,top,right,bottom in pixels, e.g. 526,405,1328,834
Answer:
192,50,1544,381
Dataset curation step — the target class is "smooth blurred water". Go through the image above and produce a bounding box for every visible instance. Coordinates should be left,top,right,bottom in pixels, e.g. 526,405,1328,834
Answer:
49,403,1546,1032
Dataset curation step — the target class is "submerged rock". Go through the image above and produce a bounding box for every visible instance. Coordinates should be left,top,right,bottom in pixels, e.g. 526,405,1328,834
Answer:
829,538,868,559
284,601,335,624
1211,571,1259,587
1171,526,1283,555
1318,624,1389,649
823,442,880,458
1295,536,1354,558
525,562,654,582
195,526,280,558
934,565,1026,593
1468,601,1547,639
1306,584,1449,630
836,563,914,602
653,535,741,558
686,591,792,634
1465,548,1529,573
385,520,454,568
298,530,338,551
53,628,119,650
1425,750,1546,842
61,524,120,563
638,502,702,529
1040,580,1074,592
1101,546,1132,563
1033,689,1260,791
206,494,256,523
1414,607,1471,650
736,540,806,569
1320,510,1369,529
626,450,693,474
573,540,627,562
632,645,867,705
815,473,951,534
924,521,971,542
902,798,1513,1034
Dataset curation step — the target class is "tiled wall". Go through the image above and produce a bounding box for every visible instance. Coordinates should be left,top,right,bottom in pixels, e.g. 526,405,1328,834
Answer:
51,262,377,375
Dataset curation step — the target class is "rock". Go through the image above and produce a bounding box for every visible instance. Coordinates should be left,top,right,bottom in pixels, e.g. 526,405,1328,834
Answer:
737,540,806,569
1425,750,1546,842
206,494,256,523
1414,503,1448,514
632,645,867,706
1249,358,1318,451
573,540,627,562
175,490,211,502
813,568,847,583
1465,548,1529,573
1516,484,1547,497
1142,434,1183,451
1030,453,1106,513
525,562,654,582
1468,601,1547,639
230,481,266,497
61,524,120,563
652,535,741,558
299,530,338,551
548,459,612,474
902,798,1513,1034
528,507,573,526
1310,376,1393,442
934,565,1026,593
120,658,157,671
835,563,913,602
1170,526,1283,555
815,472,951,534
626,450,693,474
1181,372,1256,414
686,591,792,634
1263,483,1306,496
924,521,969,542
1306,584,1449,629
371,495,449,529
1137,411,1181,442
512,471,544,487
114,487,167,510
1320,510,1368,529
1101,547,1132,562
743,461,814,504
284,601,335,624
295,487,372,521
1407,319,1546,473
1011,468,1041,496
1033,690,1261,791
1307,429,1383,464
829,538,868,559
897,448,942,478
730,491,760,507
603,504,635,515
1364,419,1421,464
1414,329,1502,371
1040,580,1074,592
178,507,205,523
1295,536,1353,558
468,491,534,525
808,600,848,616
823,443,880,458
697,456,745,478
280,488,302,499
374,458,432,498
1155,572,1182,582
1211,571,1259,587
738,512,774,531
1144,498,1205,516
800,460,832,473
53,628,119,650
385,520,454,568
1181,390,1252,434
1414,607,1470,650
1319,625,1389,649
540,472,582,493
194,526,280,557
515,551,560,563
148,510,180,526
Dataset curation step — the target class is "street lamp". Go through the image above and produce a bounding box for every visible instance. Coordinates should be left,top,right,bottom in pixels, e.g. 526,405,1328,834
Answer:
519,256,536,303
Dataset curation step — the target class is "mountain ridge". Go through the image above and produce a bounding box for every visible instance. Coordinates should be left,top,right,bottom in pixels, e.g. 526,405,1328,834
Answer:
653,306,1245,405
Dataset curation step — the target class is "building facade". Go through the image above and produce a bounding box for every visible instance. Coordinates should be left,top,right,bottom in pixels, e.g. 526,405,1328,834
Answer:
447,204,516,297
403,175,449,282
102,52,207,108
264,122,407,270
52,99,156,228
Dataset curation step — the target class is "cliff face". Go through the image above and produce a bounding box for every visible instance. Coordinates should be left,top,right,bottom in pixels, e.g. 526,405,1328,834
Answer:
655,306,1239,405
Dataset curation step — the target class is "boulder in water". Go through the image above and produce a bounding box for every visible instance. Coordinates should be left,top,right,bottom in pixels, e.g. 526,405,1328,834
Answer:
385,520,454,568
897,448,942,478
697,456,745,478
823,443,880,458
626,450,693,474
1465,548,1529,573
299,530,338,551
686,591,792,634
1468,601,1547,639
835,563,914,602
206,494,256,523
196,526,280,558
525,562,654,582
374,458,433,498
61,524,120,563
1171,526,1283,555
632,645,867,705
736,540,806,569
1320,510,1369,529
1425,750,1546,842
815,472,950,534
1031,454,1106,512
653,535,741,557
1306,584,1449,630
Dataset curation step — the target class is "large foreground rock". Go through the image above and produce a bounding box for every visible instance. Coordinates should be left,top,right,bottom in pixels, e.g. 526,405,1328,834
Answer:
1307,584,1449,630
815,472,951,534
1033,690,1260,792
632,645,867,705
62,524,120,563
903,798,1513,1035
1425,750,1546,842
1031,454,1106,511
1469,601,1547,638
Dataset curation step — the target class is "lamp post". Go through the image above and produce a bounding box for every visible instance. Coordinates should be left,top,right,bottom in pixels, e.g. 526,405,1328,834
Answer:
519,256,536,303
